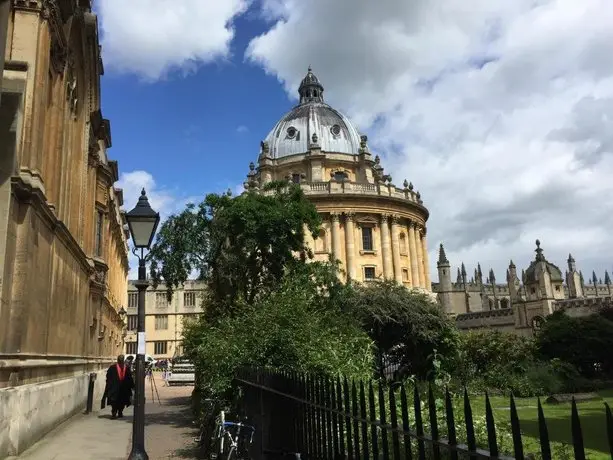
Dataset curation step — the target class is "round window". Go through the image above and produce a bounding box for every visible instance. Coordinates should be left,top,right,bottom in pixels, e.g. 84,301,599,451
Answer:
287,127,297,138
330,124,341,136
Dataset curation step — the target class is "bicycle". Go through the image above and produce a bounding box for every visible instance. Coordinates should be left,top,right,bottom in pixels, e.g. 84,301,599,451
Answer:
211,410,255,460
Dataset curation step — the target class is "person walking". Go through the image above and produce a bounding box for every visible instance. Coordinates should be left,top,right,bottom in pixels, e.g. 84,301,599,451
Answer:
102,354,134,419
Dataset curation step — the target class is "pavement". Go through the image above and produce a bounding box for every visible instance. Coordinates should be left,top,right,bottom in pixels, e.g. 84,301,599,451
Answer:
11,380,201,460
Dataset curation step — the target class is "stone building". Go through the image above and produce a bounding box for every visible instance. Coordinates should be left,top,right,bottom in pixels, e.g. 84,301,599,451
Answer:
0,1,129,456
125,280,206,360
434,240,612,335
243,68,432,290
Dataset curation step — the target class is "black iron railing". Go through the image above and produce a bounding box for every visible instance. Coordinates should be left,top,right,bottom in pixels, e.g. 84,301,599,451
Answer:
234,367,613,460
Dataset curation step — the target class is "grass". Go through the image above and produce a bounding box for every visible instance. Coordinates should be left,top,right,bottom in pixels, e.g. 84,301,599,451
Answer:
471,390,613,459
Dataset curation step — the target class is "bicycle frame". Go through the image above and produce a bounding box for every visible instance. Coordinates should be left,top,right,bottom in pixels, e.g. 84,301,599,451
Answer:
216,411,255,458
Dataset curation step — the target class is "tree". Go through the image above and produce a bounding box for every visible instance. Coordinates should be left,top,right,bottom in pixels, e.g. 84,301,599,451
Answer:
536,309,613,377
183,261,374,399
342,280,459,380
148,182,321,322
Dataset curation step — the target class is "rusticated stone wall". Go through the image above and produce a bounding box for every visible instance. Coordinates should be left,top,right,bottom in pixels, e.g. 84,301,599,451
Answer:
0,1,129,456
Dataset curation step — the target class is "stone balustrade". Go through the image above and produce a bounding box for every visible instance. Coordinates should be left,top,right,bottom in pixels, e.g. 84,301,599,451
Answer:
297,180,422,203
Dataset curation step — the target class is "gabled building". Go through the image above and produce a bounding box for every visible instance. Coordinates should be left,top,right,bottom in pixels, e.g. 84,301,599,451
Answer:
434,240,612,335
0,1,129,456
243,68,432,290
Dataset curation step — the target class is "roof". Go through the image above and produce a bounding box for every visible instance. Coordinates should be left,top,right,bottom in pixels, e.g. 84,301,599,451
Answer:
262,68,362,159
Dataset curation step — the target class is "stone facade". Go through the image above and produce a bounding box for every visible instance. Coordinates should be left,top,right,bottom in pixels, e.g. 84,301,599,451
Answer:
0,1,129,456
244,69,432,290
124,280,206,360
434,241,612,336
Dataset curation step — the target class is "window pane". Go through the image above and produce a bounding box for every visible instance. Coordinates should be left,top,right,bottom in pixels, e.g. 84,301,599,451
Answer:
362,227,373,251
364,267,376,280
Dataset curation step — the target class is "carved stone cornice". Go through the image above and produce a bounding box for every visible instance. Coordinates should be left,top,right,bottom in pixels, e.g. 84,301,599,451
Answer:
380,213,390,223
11,173,93,275
90,257,108,294
390,214,401,225
330,212,341,222
344,212,355,221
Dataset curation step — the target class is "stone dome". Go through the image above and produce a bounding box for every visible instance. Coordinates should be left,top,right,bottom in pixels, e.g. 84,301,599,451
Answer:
263,68,362,159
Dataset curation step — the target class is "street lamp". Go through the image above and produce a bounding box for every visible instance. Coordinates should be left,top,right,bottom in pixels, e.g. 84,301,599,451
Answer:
125,188,159,460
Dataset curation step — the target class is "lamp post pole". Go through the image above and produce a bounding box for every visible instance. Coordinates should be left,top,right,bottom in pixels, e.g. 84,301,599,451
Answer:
125,189,159,460
130,251,149,460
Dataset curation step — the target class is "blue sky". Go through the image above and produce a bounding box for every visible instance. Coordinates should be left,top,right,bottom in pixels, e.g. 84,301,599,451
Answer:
102,7,293,204
98,0,613,281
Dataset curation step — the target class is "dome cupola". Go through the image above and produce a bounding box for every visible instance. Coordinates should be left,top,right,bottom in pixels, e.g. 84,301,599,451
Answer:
298,66,325,104
261,67,362,159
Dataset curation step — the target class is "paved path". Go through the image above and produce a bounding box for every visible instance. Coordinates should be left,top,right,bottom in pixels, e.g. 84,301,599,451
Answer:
11,382,200,460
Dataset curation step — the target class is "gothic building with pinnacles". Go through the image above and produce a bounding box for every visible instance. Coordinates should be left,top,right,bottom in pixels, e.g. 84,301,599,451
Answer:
433,240,612,335
243,68,433,291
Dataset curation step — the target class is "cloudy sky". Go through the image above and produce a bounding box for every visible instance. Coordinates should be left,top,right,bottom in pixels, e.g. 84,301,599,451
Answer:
97,0,613,282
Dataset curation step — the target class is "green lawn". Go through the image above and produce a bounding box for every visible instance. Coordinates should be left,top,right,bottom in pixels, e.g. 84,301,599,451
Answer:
471,390,613,459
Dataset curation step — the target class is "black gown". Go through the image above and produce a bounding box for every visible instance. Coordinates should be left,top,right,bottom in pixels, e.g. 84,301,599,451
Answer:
102,364,134,413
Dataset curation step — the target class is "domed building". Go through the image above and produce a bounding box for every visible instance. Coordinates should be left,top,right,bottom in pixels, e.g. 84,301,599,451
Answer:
244,68,432,290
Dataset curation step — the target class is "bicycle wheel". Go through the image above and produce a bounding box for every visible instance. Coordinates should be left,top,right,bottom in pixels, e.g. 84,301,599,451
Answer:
225,446,237,460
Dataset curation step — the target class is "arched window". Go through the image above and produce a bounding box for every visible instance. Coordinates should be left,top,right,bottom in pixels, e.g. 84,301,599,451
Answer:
314,229,327,253
500,298,510,309
333,171,348,181
399,233,407,255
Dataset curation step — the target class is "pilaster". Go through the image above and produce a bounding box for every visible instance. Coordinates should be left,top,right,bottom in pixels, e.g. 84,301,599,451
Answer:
408,221,420,287
380,214,393,279
390,215,402,283
344,212,356,281
420,227,431,290
330,212,342,267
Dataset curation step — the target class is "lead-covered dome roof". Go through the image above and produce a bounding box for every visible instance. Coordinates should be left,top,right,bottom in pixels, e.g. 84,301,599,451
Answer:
263,67,362,159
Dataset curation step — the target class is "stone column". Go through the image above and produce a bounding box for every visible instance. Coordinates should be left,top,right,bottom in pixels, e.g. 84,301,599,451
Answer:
344,212,356,281
390,215,403,283
380,214,393,279
331,212,342,267
421,227,432,290
0,0,10,105
415,225,425,288
408,221,421,287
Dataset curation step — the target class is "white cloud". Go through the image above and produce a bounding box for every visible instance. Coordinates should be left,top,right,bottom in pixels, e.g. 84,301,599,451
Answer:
118,170,201,278
98,0,250,80
246,0,613,281
236,125,249,134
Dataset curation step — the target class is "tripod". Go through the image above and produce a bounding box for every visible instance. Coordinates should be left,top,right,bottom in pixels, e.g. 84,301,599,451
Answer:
146,366,162,405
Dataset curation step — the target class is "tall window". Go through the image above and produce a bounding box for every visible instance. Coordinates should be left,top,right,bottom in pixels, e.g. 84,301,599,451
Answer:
126,342,137,354
95,210,104,256
291,173,301,184
127,315,137,331
128,293,138,308
399,233,407,255
314,229,327,253
333,171,348,181
402,268,409,282
184,291,196,308
364,266,376,280
155,293,168,308
362,227,373,251
155,315,168,330
154,341,167,355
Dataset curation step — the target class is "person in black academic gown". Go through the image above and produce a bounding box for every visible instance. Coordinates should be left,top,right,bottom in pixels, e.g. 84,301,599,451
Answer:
102,354,134,419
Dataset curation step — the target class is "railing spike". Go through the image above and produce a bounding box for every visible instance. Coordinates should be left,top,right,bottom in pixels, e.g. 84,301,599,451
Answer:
571,397,586,460
463,387,477,457
428,383,441,460
509,394,524,460
445,388,458,460
484,392,499,457
414,385,426,460
537,397,551,460
400,385,413,460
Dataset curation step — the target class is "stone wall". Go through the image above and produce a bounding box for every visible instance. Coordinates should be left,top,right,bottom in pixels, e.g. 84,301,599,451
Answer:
0,365,109,457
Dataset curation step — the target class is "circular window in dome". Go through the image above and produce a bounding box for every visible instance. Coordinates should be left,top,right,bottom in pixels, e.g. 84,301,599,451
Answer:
330,124,341,136
287,126,297,138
